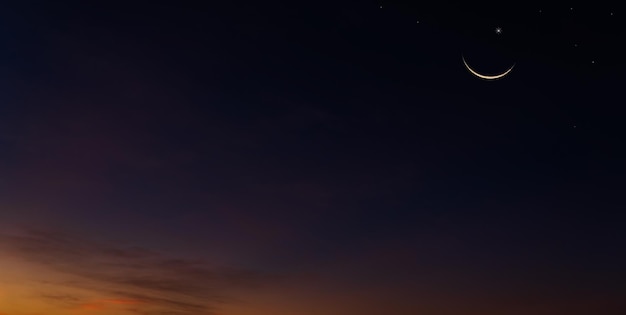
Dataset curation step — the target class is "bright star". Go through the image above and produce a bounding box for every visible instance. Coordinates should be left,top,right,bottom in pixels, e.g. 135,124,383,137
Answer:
495,27,502,35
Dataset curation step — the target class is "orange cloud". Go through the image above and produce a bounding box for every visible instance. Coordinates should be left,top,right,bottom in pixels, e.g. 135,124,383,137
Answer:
0,229,266,315
77,299,142,312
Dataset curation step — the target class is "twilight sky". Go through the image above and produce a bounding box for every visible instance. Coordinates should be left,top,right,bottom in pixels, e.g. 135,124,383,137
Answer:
1,1,625,315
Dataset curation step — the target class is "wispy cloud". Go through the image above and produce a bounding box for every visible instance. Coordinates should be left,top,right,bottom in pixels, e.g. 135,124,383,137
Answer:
0,229,270,314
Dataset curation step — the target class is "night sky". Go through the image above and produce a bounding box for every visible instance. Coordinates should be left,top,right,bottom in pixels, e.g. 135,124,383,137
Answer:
1,1,625,314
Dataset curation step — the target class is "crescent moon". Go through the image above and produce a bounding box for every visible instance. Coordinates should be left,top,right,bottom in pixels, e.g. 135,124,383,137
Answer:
462,55,515,80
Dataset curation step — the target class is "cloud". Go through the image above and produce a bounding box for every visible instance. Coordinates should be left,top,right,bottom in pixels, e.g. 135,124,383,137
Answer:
0,229,271,315
77,298,143,311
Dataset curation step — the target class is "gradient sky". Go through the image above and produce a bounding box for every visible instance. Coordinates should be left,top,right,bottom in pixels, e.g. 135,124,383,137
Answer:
1,1,625,315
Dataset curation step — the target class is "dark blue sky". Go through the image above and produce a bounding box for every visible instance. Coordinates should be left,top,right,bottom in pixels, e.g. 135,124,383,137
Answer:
0,1,625,315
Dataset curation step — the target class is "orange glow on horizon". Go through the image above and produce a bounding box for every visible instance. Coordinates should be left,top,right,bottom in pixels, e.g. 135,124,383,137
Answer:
77,299,143,312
